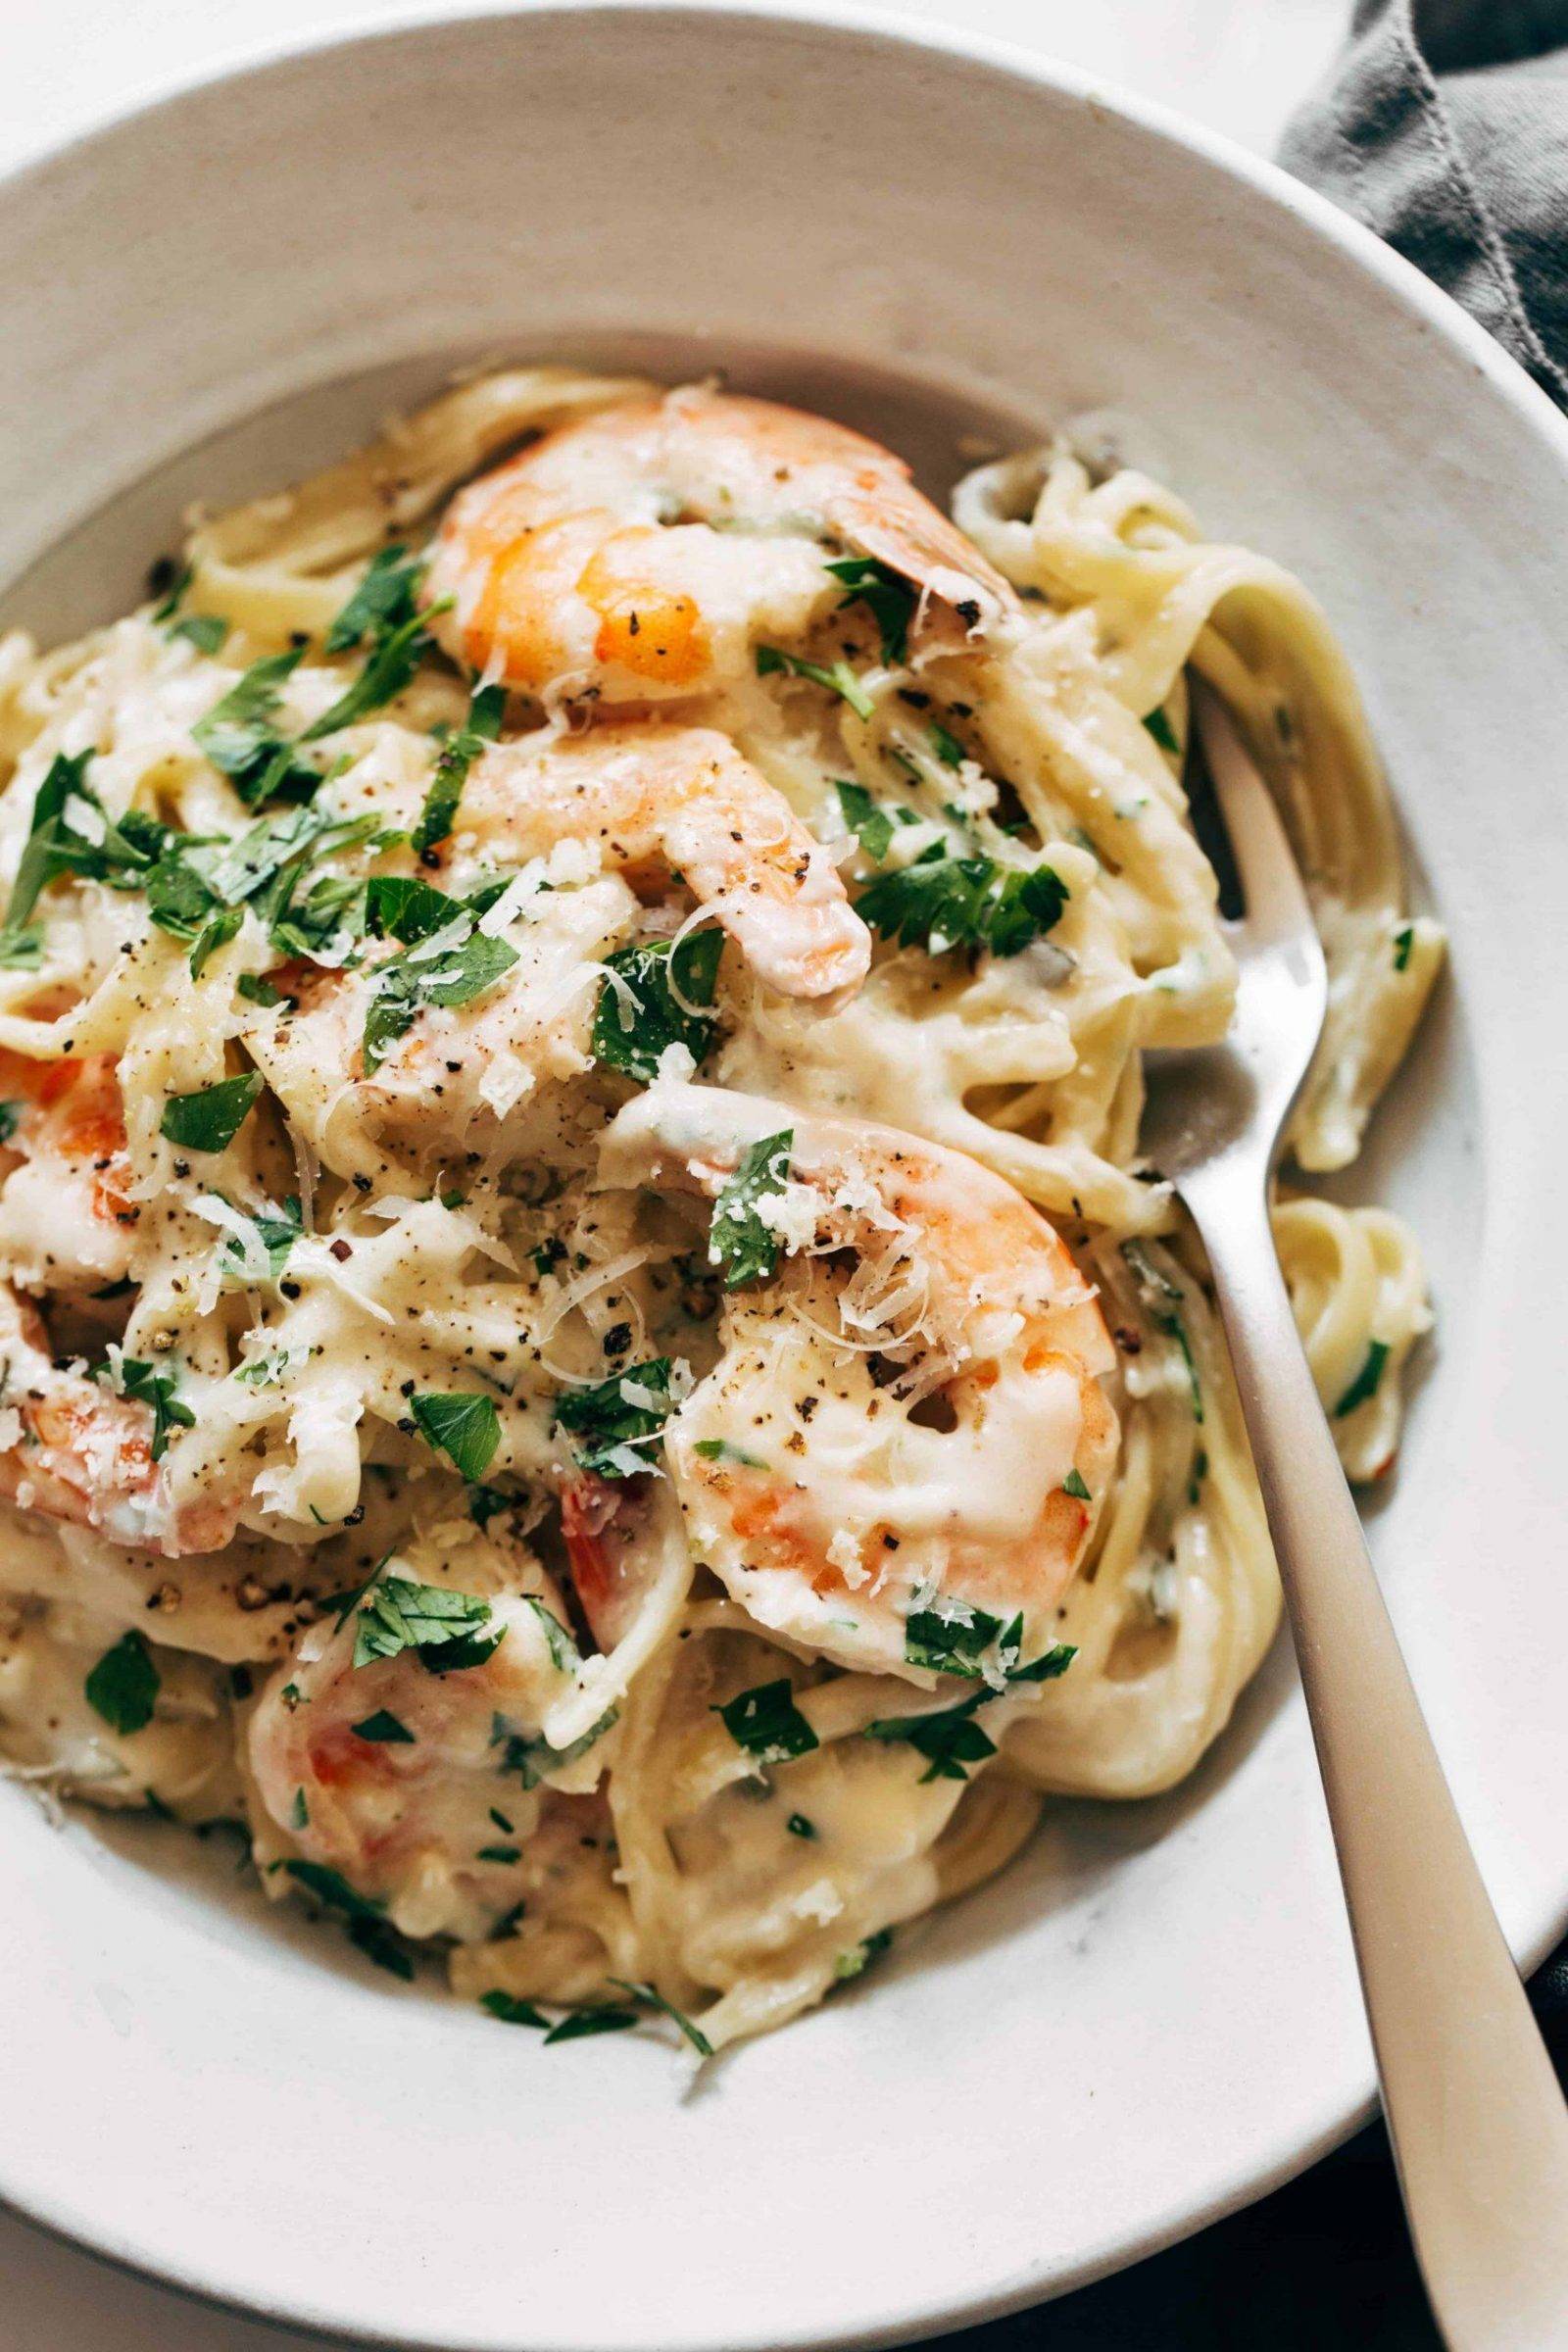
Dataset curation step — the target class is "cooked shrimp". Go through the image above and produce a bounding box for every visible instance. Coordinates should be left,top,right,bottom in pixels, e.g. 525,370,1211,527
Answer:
0,1052,136,1290
597,1080,1119,1684
247,1539,607,1939
0,1285,236,1556
423,386,1020,704
459,723,869,996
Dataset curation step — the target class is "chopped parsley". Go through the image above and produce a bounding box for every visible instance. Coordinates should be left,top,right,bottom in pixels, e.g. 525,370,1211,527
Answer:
714,1678,819,1764
160,1071,263,1153
219,1193,303,1285
477,1843,521,1865
865,1686,997,1783
281,1858,416,1980
708,1130,793,1290
0,1101,22,1145
192,651,320,807
1393,923,1414,973
856,850,1067,958
291,1788,310,1829
928,718,966,769
351,1574,501,1673
1062,1467,1092,1500
825,555,917,665
95,1355,195,1461
543,2006,638,2044
786,1813,817,1839
83,1629,160,1736
834,1929,893,1982
491,1703,618,1790
409,1390,501,1482
1143,707,1181,757
0,751,166,942
609,1977,713,2059
904,1604,1008,1678
361,896,519,1073
693,1438,766,1468
554,1357,677,1478
412,682,506,858
481,1990,550,2029
1334,1339,1391,1418
305,607,434,740
351,1710,416,1744
592,928,725,1087
835,778,898,863
323,547,422,654
170,612,230,656
755,644,875,721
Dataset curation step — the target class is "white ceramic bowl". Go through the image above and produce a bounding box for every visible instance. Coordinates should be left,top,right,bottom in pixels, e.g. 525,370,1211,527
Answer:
2,10,1567,2347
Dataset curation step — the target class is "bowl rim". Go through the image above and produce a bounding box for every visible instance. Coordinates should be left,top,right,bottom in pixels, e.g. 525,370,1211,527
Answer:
3,9,1568,2347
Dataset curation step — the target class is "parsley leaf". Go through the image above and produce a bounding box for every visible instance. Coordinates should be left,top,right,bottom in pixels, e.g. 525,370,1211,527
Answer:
755,644,875,721
865,1687,996,1782
351,1574,500,1673
409,1390,501,1482
554,1357,676,1477
714,1678,819,1764
835,779,897,863
491,1703,618,1790
170,612,230,656
903,1603,1007,1678
305,608,433,740
324,547,422,654
0,1101,22,1145
281,1859,416,1979
192,652,320,806
481,1990,550,2029
362,913,518,1074
160,1072,263,1153
856,853,1067,958
928,719,966,768
1393,923,1414,973
219,1193,303,1285
609,1977,713,2059
693,1438,766,1468
413,683,506,858
1334,1339,1390,1418
825,556,917,665
1,752,162,940
96,1356,195,1461
543,2006,638,2044
1062,1467,1091,1500
833,1928,893,1982
84,1629,160,1736
1143,707,1181,757
351,1710,416,1743
591,929,723,1085
708,1130,793,1290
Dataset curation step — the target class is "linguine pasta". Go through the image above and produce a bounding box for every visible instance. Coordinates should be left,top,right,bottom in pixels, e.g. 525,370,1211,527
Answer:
0,369,1439,2050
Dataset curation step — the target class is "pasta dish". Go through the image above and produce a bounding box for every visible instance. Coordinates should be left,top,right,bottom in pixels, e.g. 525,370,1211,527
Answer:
0,369,1442,2051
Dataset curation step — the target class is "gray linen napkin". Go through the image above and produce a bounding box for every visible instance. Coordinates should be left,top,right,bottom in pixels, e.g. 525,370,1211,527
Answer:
1280,0,1568,411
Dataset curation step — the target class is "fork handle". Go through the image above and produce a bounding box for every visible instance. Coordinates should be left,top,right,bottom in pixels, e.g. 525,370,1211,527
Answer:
1188,1178,1568,2349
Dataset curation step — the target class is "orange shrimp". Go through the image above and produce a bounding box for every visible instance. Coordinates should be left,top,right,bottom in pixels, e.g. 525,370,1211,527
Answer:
0,1052,137,1288
599,1080,1118,1684
423,386,1020,704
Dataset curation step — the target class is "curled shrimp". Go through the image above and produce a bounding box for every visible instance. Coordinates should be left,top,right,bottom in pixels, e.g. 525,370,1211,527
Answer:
598,1080,1119,1684
459,722,869,996
0,1052,136,1290
247,1540,608,1939
0,1285,237,1556
423,385,1020,704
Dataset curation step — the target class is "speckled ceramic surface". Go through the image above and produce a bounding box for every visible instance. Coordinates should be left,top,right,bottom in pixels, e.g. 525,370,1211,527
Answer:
0,11,1566,2347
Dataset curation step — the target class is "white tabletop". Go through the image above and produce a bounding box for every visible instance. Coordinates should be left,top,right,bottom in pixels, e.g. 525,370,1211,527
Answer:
0,0,1346,2342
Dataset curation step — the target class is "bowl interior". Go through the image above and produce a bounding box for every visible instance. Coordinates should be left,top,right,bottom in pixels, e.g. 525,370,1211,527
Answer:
0,15,1566,2352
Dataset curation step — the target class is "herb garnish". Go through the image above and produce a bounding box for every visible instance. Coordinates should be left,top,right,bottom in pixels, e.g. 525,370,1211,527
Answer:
160,1072,263,1153
554,1357,676,1478
95,1355,196,1460
1334,1339,1390,1418
714,1678,819,1764
192,651,321,807
833,1928,893,1982
351,1710,416,1744
609,1977,714,2059
543,2006,639,2044
1143,707,1181,757
351,1574,502,1673
824,556,917,665
413,682,506,858
409,1391,502,1482
755,645,875,721
481,1989,551,2029
361,890,519,1073
281,1859,416,1980
84,1629,160,1735
856,850,1067,958
591,928,724,1085
324,547,422,653
835,779,898,863
1062,1467,1091,1500
708,1130,794,1290
1393,924,1413,973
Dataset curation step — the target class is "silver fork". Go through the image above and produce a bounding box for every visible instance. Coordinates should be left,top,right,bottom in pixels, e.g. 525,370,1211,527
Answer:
1140,682,1568,2349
